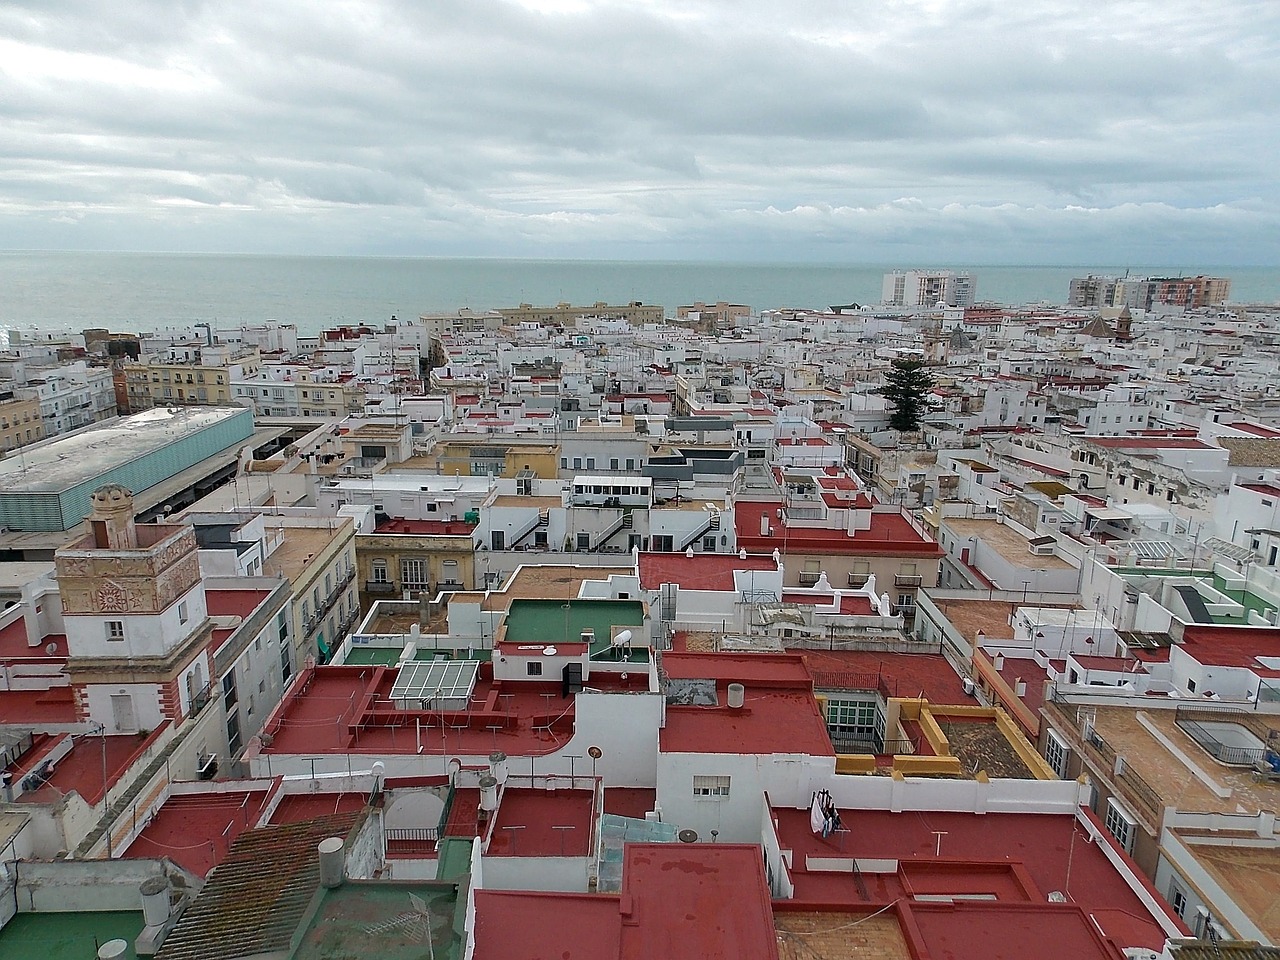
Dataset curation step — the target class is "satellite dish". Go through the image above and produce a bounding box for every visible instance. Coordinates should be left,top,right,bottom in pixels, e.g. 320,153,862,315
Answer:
587,745,603,760
678,829,699,843
45,642,58,656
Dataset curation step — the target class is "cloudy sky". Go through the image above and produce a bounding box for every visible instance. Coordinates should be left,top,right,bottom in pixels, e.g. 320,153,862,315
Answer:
2,0,1278,262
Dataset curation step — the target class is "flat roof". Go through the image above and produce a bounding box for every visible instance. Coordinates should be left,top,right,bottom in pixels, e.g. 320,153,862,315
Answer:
1173,832,1280,941
0,910,145,960
292,881,461,960
488,787,594,857
0,406,249,493
637,551,778,591
122,790,271,877
802,650,970,704
471,843,777,960
503,598,645,645
1043,702,1274,816
942,517,1075,571
735,501,943,557
772,806,1172,953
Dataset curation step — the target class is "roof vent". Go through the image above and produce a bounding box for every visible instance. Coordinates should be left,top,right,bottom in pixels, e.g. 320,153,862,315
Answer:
727,683,745,709
318,837,345,889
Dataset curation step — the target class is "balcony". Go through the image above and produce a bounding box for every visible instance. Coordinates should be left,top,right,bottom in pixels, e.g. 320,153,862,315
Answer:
365,580,397,595
847,573,870,587
894,575,923,588
798,571,822,586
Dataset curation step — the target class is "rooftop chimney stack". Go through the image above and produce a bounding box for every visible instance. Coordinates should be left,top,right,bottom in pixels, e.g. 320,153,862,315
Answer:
88,484,138,550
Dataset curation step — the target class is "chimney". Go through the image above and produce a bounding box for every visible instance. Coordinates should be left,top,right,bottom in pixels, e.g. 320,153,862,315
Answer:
88,485,138,549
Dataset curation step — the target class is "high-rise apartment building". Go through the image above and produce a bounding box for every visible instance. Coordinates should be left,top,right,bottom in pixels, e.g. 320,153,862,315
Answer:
882,270,976,308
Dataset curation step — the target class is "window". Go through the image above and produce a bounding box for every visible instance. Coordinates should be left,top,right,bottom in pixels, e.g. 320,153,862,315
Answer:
222,672,238,709
280,644,293,683
611,458,620,470
652,535,673,552
372,560,389,584
703,535,717,552
526,661,543,676
401,558,428,589
1044,728,1070,777
1169,883,1188,919
586,457,595,469
577,533,590,550
179,601,189,625
277,611,289,642
573,457,582,469
1104,797,1136,853
441,559,460,582
693,775,731,798
105,620,125,641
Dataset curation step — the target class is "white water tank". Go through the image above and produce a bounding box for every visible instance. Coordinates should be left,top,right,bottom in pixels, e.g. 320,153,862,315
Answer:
479,775,499,812
489,751,508,785
140,876,170,926
98,941,129,960
318,837,345,889
727,683,745,709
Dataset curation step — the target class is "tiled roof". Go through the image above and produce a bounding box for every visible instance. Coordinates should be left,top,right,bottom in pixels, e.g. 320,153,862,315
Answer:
156,811,364,960
1218,438,1280,468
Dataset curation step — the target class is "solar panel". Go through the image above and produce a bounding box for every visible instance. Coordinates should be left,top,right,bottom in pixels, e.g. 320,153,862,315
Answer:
390,660,480,710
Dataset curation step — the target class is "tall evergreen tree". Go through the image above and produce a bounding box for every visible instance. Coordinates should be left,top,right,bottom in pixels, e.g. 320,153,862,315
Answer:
879,358,935,432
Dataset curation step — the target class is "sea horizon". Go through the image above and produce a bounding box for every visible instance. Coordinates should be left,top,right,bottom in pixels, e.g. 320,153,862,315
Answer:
2,250,1277,339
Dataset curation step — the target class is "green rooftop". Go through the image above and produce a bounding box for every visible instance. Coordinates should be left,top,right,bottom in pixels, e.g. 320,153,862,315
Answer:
290,882,462,960
0,911,144,960
504,599,648,661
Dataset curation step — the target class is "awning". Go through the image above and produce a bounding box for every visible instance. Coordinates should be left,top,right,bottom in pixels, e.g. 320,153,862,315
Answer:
1085,506,1133,521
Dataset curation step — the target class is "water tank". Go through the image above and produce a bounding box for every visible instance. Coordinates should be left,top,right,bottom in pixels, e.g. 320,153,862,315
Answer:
727,683,745,709
488,752,508,785
140,876,170,926
98,941,129,960
318,837,345,889
479,775,499,812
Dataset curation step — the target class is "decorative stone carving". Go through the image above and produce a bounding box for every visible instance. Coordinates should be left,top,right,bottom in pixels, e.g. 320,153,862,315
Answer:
95,580,131,613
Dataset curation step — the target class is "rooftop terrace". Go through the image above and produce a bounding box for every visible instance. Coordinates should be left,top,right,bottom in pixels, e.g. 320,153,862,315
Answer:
0,910,144,960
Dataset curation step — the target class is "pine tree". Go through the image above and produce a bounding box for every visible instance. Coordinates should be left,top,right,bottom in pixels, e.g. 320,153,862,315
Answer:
879,358,935,432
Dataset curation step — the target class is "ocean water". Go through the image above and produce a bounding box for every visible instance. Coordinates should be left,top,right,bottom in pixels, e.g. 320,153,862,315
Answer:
1,251,1277,338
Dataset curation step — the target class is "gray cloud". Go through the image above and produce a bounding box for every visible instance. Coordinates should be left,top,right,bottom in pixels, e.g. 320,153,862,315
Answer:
0,0,1277,261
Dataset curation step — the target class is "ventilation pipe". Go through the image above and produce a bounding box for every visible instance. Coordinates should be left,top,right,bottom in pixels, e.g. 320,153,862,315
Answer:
479,775,500,813
488,751,508,785
98,941,129,960
727,683,745,709
140,876,170,927
318,837,345,889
